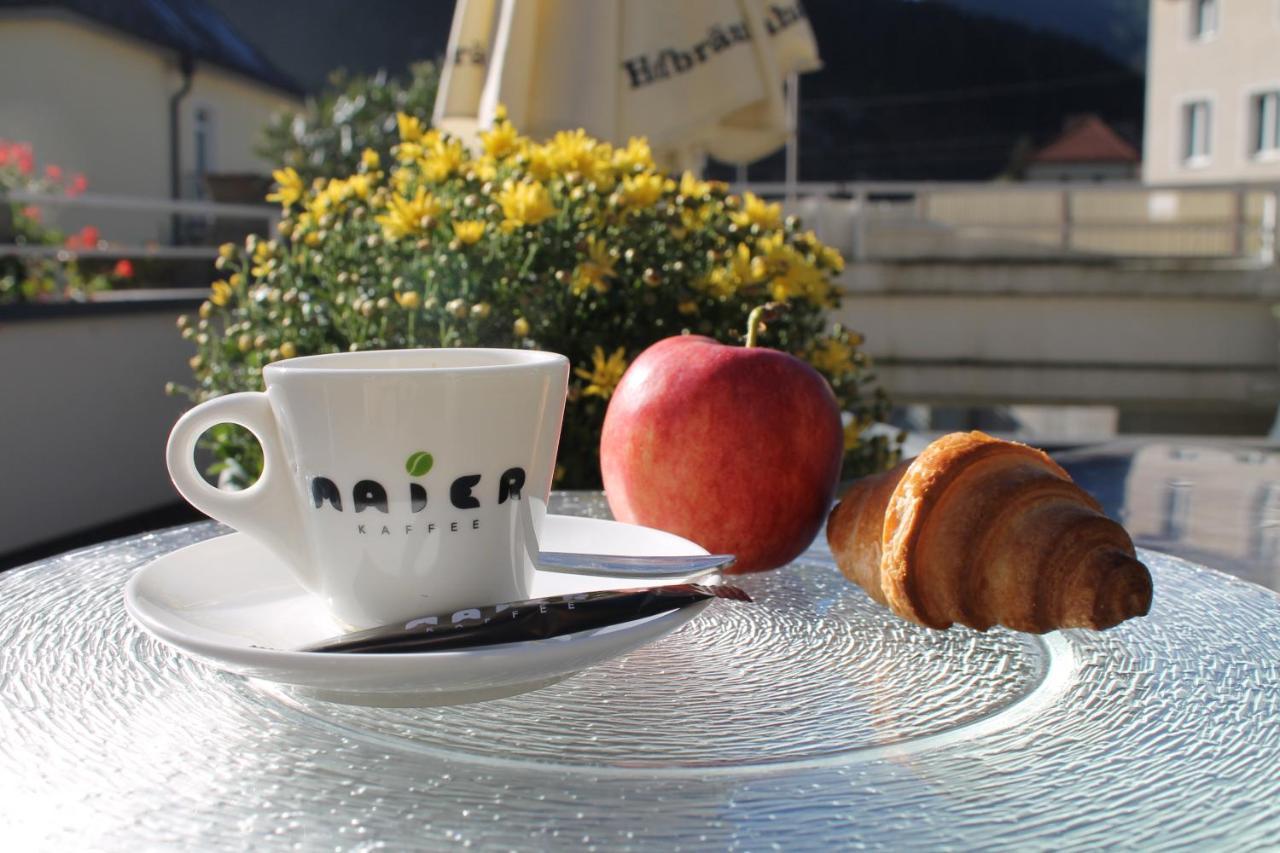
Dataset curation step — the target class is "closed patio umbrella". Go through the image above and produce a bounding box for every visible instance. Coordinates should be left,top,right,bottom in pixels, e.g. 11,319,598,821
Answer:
433,0,821,171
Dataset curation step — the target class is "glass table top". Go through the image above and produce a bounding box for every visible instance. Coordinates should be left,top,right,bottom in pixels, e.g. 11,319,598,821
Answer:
1,493,1278,849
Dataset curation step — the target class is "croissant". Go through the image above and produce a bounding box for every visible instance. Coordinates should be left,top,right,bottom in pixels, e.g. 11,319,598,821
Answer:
827,431,1152,633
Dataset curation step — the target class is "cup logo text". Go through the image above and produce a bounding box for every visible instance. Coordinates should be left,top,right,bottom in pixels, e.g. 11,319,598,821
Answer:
306,455,526,538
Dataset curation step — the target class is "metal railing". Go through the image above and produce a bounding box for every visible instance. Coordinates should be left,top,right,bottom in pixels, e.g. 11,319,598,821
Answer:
7,183,1280,267
734,181,1280,265
1,190,279,261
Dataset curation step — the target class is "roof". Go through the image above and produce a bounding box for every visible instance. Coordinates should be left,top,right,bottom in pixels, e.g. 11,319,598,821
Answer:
0,0,303,95
1031,115,1140,164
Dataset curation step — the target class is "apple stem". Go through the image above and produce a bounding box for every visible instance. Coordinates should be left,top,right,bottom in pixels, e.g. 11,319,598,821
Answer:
745,303,779,348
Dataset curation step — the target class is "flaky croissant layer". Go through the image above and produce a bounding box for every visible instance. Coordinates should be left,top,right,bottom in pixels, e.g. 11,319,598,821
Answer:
827,431,1152,633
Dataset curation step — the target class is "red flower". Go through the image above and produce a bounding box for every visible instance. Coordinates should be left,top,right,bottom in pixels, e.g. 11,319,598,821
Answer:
15,143,33,176
19,205,41,223
45,164,62,182
67,173,88,196
112,259,134,279
65,225,101,251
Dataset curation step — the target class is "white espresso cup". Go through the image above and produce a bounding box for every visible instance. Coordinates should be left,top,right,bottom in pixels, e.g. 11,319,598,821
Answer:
166,348,569,629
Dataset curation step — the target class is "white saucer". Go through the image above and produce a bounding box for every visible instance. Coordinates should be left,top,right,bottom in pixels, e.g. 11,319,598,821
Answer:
124,515,715,706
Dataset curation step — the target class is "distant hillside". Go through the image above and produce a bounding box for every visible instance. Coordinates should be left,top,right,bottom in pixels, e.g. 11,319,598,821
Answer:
938,0,1148,68
721,0,1146,182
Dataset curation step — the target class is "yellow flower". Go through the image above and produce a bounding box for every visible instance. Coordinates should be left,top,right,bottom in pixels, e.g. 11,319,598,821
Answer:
680,204,714,232
699,243,764,297
513,316,531,337
395,141,423,163
361,148,381,171
471,155,498,182
574,346,628,399
808,337,855,377
819,243,845,273
279,341,297,359
452,219,486,245
843,420,862,452
397,112,426,144
730,192,783,230
679,171,712,199
421,137,466,182
618,173,670,210
307,177,364,217
210,280,232,306
395,290,421,309
391,168,415,195
217,242,237,260
769,252,831,305
266,167,304,208
677,300,699,315
613,137,654,173
481,122,520,159
729,242,765,283
571,236,616,296
376,187,442,241
755,231,791,264
347,174,372,200
545,129,610,181
497,180,556,229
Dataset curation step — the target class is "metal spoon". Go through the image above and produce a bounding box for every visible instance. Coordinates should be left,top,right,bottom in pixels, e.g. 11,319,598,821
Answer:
535,551,736,580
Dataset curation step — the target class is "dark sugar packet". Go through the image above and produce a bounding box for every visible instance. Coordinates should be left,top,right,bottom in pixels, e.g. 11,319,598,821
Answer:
302,584,752,654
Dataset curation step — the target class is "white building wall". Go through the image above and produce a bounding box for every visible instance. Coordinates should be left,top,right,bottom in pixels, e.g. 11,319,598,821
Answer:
1145,0,1280,185
0,15,297,240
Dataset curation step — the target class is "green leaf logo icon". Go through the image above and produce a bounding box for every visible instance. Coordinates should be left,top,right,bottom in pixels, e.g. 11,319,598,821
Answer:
405,451,434,477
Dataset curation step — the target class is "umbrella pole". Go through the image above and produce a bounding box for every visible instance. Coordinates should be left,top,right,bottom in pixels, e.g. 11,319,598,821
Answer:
785,72,799,205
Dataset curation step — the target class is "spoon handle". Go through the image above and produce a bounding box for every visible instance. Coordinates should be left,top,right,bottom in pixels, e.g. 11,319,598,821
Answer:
535,551,736,579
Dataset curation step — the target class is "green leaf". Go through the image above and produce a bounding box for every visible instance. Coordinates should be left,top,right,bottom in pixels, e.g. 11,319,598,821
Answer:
405,450,434,477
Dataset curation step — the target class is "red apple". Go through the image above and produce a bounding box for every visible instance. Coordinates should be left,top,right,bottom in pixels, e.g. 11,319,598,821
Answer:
601,323,845,573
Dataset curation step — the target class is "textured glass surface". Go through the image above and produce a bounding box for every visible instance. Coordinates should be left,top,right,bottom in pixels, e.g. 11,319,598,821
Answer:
2,492,1279,849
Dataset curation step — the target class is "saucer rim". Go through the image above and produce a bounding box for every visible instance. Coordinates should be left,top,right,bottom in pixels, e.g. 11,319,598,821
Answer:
123,515,712,667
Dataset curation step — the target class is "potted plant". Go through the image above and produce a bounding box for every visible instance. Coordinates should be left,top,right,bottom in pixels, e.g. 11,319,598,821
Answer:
175,110,899,488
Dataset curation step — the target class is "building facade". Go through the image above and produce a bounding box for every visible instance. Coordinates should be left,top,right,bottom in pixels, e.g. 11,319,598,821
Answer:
0,3,300,241
1145,0,1280,185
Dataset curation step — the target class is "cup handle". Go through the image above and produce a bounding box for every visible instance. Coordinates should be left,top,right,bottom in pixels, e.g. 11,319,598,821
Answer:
165,392,312,585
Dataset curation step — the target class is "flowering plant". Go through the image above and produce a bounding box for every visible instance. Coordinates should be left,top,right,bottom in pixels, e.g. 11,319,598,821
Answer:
176,111,898,488
0,140,131,303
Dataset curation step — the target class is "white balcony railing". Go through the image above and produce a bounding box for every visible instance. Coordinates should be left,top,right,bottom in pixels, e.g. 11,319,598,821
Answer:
1,190,279,262
5,182,1279,267
736,181,1280,265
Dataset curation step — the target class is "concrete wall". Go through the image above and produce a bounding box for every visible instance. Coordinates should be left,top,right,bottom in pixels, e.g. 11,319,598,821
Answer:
0,14,297,240
1145,0,1280,185
0,306,196,554
834,261,1280,425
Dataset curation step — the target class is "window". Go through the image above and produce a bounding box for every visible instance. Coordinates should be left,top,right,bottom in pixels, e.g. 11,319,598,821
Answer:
1183,100,1211,163
194,106,213,198
1192,0,1219,39
1253,91,1280,156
